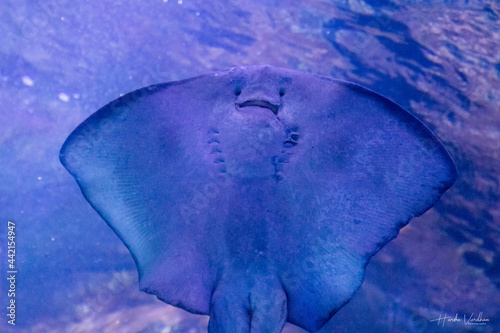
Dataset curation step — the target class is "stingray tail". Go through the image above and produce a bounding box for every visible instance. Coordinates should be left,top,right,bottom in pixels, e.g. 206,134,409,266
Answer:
208,277,287,333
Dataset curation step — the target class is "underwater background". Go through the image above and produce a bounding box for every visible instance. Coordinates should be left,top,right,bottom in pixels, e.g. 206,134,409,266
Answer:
0,0,499,332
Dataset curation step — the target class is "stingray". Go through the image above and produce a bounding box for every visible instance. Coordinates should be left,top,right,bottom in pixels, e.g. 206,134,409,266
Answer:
60,65,456,332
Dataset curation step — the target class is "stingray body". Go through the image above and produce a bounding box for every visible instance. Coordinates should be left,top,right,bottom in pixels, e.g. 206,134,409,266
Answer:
60,66,456,332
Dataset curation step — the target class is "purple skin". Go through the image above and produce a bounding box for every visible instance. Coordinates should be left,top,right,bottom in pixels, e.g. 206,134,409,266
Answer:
60,65,456,333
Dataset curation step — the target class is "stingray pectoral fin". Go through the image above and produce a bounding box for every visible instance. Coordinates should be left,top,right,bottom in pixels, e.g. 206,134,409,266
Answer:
317,82,458,257
59,78,219,315
277,78,457,331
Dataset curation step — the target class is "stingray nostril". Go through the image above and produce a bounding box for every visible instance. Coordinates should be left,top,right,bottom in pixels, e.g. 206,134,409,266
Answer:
235,88,242,96
291,133,299,141
279,88,285,97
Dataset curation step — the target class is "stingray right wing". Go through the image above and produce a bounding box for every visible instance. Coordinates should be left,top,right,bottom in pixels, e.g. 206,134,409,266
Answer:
272,75,456,331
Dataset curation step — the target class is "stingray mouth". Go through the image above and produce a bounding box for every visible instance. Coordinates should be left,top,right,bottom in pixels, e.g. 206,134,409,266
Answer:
236,100,280,115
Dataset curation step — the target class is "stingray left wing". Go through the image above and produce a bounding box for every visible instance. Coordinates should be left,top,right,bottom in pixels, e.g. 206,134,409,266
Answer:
60,75,226,315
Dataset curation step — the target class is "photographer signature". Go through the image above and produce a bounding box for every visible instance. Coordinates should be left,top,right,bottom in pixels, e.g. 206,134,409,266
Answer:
430,312,490,327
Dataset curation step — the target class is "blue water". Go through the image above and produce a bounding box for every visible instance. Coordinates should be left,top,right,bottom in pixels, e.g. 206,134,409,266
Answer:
1,0,499,332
